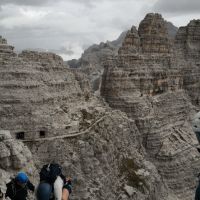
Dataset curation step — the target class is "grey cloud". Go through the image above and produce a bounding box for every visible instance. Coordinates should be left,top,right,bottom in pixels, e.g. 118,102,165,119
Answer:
0,0,53,6
0,0,95,7
154,0,200,14
1,0,198,61
0,0,159,60
51,47,74,56
0,0,135,7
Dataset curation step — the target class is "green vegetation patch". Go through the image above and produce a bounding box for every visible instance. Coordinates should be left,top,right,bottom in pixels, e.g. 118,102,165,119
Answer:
120,158,146,189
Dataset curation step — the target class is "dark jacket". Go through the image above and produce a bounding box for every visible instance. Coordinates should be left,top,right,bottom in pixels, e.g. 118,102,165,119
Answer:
5,179,35,200
195,181,200,200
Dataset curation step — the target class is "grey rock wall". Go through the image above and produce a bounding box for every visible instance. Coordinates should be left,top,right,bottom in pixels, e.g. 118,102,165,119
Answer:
0,13,199,200
101,13,200,200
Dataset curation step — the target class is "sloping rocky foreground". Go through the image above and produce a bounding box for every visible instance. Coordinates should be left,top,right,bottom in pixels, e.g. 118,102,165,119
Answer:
0,13,200,200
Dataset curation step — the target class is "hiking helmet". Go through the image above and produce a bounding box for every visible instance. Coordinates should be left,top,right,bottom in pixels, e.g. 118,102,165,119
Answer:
16,172,28,184
192,111,200,143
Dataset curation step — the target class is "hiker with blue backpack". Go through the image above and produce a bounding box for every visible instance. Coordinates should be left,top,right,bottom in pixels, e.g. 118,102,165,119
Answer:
36,163,72,200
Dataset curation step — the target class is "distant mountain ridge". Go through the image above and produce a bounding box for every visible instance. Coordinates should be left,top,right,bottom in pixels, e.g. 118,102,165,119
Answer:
67,21,178,91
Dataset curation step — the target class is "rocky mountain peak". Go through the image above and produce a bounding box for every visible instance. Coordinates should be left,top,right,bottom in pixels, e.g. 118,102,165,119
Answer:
0,36,7,44
176,19,200,60
67,14,178,92
188,19,200,26
138,13,171,53
19,50,64,65
101,13,200,199
119,13,173,55
0,36,15,55
118,26,140,54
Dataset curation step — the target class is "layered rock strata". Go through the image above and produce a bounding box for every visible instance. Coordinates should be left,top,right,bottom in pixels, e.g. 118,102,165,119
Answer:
0,37,86,140
67,18,177,92
175,20,200,106
138,13,172,54
0,13,199,200
0,36,168,200
101,13,200,199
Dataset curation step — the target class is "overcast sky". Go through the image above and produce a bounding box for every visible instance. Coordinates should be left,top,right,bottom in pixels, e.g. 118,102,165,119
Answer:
0,0,200,60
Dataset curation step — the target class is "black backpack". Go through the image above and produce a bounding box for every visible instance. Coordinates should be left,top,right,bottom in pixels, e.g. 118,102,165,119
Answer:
39,163,62,184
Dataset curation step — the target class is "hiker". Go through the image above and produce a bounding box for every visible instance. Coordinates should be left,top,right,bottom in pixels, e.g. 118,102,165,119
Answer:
5,172,35,200
192,111,200,200
36,163,72,200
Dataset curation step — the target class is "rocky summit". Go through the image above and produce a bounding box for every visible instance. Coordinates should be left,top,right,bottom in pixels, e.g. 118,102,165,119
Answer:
0,13,200,200
101,13,200,199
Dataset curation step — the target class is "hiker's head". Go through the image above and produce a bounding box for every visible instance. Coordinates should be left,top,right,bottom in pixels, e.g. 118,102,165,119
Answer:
192,111,200,143
16,172,28,186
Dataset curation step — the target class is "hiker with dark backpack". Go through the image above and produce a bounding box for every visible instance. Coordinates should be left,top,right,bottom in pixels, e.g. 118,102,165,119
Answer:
5,172,35,200
36,163,72,200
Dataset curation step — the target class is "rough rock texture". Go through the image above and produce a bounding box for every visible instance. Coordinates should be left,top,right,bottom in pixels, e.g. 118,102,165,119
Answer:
0,37,85,140
138,13,172,54
0,35,168,200
67,19,177,92
27,110,168,200
0,130,36,194
101,13,200,200
175,20,200,106
0,13,198,200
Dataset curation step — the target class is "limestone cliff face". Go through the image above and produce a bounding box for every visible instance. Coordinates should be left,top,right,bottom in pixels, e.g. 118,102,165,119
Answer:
67,18,177,92
102,14,182,109
0,37,85,140
175,20,200,106
138,13,172,54
101,13,200,200
0,36,168,200
0,13,199,200
175,20,200,60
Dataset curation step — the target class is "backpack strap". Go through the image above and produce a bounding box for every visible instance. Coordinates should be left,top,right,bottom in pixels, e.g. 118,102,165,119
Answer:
47,164,51,172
